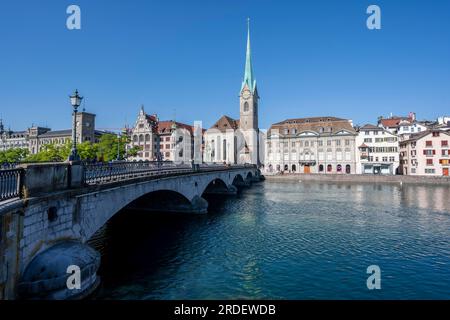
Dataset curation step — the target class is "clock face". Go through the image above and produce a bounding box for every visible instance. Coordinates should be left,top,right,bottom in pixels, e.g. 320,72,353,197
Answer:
242,90,251,100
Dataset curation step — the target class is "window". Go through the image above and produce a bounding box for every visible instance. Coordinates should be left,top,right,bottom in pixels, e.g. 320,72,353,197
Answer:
327,151,332,161
305,141,309,147
423,150,435,156
432,132,440,137
426,159,433,166
327,140,331,146
345,165,351,174
425,169,435,174
442,140,448,147
336,140,341,146
318,152,324,161
389,156,395,162
345,151,351,161
284,129,289,135
318,141,323,147
364,138,372,143
382,157,388,162
426,141,433,147
292,142,296,147
244,102,249,112
365,131,370,135
442,150,449,156
345,140,350,146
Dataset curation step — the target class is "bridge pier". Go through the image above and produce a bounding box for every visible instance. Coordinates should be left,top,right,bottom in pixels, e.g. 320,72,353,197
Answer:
203,184,238,196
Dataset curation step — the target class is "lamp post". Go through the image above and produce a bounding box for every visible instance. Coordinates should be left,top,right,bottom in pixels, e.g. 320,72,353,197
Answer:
69,89,83,161
117,134,121,161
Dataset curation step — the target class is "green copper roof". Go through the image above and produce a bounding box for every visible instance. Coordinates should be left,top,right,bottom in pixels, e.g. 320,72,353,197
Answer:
241,19,256,93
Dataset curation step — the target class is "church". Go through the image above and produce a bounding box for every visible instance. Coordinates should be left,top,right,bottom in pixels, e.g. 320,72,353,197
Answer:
203,20,263,167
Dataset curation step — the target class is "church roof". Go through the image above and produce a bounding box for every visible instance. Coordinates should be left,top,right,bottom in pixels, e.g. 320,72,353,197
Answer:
241,19,257,94
210,115,240,132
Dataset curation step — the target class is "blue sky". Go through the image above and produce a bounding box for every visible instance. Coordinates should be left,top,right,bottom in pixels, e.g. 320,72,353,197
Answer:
1,0,449,132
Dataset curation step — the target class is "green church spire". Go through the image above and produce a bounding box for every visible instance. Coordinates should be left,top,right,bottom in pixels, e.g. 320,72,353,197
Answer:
241,18,256,93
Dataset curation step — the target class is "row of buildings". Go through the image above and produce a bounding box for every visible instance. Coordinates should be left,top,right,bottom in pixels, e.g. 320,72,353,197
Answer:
0,112,102,155
2,22,450,177
264,114,450,177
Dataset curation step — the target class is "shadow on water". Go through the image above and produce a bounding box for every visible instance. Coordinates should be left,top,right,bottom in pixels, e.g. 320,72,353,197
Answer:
88,181,450,300
88,191,236,299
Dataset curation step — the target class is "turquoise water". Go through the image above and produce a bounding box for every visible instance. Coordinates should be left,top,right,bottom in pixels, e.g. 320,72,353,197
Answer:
93,181,450,299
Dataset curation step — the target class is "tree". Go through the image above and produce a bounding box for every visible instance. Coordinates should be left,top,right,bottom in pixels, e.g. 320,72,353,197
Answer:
96,134,129,162
0,148,29,164
77,141,98,161
25,141,71,162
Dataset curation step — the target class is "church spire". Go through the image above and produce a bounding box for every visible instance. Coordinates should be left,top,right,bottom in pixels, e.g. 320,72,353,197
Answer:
241,18,256,93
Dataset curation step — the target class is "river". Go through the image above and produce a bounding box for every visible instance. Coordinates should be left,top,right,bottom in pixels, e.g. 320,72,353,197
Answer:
91,180,450,299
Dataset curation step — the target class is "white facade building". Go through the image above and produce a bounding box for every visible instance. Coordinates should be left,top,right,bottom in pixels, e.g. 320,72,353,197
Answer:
356,124,400,175
265,117,357,174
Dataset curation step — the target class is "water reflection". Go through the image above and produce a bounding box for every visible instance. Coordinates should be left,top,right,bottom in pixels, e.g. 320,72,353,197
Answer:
92,181,450,300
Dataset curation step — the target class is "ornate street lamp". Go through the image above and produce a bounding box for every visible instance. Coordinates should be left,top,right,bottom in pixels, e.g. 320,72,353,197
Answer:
117,134,121,161
68,89,83,161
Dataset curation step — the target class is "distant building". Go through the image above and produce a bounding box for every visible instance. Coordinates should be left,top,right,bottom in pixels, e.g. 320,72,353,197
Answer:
1,111,103,155
127,106,201,162
399,130,450,176
158,120,200,163
356,124,399,175
437,116,450,126
128,106,160,161
204,20,262,166
378,112,416,134
265,117,357,174
0,119,34,151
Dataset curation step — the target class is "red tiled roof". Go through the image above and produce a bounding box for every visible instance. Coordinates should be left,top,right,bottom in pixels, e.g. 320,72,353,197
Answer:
158,120,204,135
379,117,412,128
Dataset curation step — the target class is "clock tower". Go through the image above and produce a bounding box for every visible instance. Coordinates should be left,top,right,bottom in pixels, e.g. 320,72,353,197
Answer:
239,18,260,166
239,18,259,131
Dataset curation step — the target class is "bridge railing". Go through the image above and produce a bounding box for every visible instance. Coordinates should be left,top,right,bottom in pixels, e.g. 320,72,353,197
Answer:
0,168,23,201
83,161,193,185
83,161,256,185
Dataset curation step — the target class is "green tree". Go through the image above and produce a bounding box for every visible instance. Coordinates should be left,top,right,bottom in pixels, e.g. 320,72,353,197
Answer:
0,148,29,163
26,141,71,162
96,134,129,162
77,141,98,161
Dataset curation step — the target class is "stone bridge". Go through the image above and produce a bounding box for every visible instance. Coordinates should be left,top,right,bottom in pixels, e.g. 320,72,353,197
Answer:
0,162,262,300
